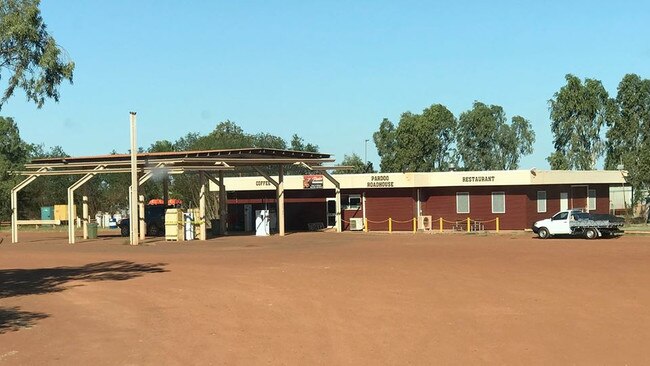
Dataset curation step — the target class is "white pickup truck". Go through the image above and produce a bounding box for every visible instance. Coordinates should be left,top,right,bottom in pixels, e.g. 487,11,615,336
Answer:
532,209,624,239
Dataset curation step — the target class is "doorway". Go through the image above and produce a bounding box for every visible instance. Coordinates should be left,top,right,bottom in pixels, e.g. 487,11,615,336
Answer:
326,198,337,228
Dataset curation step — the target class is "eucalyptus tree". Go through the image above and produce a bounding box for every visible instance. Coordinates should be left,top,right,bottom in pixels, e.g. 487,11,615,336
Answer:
547,74,612,170
0,116,30,218
373,104,457,172
0,0,75,109
373,118,398,172
335,153,374,174
605,73,650,203
457,102,534,170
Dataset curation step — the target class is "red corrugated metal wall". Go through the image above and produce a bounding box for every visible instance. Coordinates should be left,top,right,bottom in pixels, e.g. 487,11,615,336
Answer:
225,184,613,232
364,188,416,231
420,187,528,230
525,184,611,229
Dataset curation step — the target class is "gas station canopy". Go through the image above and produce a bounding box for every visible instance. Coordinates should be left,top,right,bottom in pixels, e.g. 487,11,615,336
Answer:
12,148,346,244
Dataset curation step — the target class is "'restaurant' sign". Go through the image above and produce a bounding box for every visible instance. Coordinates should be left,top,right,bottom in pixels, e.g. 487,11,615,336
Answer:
303,175,323,189
462,175,495,183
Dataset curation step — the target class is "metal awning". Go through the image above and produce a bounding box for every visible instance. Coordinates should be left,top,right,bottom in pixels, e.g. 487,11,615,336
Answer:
11,148,343,245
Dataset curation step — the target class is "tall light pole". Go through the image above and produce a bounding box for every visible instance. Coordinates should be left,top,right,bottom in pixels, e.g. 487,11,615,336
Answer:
364,139,369,166
129,112,139,246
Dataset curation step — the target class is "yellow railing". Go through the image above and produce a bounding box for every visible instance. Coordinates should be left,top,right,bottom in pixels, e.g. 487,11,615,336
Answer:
342,216,502,233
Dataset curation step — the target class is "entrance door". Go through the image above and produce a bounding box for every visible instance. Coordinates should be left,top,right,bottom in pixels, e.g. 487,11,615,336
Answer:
326,198,337,227
571,186,588,211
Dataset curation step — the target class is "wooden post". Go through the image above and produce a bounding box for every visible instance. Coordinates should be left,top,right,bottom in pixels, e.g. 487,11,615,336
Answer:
364,218,368,232
82,196,89,239
439,217,443,233
496,217,500,233
11,189,18,243
389,217,392,233
413,217,416,233
278,166,285,236
466,217,470,232
335,187,341,233
139,195,145,241
199,172,207,240
218,170,227,235
129,112,139,246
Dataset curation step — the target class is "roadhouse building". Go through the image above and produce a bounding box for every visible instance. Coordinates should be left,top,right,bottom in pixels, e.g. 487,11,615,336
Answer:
211,170,627,232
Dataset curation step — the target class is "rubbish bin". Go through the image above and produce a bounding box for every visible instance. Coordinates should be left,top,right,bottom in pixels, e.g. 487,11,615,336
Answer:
87,223,98,239
211,219,220,236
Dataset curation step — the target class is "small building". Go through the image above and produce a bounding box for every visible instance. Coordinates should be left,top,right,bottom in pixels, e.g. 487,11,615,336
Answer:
212,169,627,232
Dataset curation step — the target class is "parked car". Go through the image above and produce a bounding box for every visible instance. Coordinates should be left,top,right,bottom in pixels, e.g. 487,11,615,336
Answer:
532,209,624,239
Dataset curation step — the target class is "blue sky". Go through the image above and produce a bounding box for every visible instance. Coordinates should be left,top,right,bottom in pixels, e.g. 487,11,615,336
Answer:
4,0,650,169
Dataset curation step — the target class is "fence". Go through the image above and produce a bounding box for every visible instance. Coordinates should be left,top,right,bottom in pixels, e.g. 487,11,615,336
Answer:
342,217,500,233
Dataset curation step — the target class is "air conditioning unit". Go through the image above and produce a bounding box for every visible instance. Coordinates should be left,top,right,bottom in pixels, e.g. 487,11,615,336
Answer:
350,217,364,231
418,215,432,231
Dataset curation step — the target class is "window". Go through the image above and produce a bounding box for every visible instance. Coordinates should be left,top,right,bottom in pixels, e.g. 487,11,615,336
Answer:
552,212,568,221
491,192,505,213
537,191,547,213
456,192,470,214
346,194,361,210
588,189,596,211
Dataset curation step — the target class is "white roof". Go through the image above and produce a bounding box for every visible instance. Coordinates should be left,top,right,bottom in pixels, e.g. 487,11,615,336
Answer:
210,170,628,192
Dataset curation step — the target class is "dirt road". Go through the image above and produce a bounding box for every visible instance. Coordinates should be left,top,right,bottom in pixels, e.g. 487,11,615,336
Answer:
1,231,649,365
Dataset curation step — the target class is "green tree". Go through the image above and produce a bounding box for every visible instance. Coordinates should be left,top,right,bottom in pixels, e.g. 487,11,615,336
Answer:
21,144,72,217
457,102,534,170
372,118,397,172
335,153,374,174
289,134,318,152
0,116,30,219
0,0,75,109
397,105,457,171
605,74,650,204
548,74,612,170
253,133,287,150
148,139,175,153
373,105,457,173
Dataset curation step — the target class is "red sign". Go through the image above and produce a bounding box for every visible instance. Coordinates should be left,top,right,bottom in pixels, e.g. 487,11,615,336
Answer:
303,175,323,189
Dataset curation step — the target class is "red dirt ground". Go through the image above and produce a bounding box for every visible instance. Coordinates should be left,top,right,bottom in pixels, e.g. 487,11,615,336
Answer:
1,230,649,365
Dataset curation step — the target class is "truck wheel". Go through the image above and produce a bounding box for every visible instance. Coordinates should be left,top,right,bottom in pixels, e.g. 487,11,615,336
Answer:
120,226,129,237
585,228,598,240
538,227,550,239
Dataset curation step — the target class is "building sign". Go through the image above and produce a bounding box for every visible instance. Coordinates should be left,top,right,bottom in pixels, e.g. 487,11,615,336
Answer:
303,175,323,189
462,175,495,183
367,175,395,188
255,180,273,186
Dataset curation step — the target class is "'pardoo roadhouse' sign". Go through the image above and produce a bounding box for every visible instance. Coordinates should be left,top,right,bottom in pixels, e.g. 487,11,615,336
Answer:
367,175,394,188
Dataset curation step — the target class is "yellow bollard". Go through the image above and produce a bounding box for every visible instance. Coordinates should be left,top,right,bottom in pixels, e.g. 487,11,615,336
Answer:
413,217,416,233
364,218,368,232
388,218,392,233
467,217,470,232
496,217,499,233
439,217,443,233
